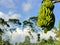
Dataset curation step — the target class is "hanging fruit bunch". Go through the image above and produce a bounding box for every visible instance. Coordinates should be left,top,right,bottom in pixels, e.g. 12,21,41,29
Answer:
37,0,55,33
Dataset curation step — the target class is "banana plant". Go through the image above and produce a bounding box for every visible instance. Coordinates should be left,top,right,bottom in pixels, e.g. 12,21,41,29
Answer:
37,0,55,33
37,0,60,33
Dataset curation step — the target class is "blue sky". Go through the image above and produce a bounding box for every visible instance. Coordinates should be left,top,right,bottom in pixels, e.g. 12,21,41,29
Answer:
0,0,60,28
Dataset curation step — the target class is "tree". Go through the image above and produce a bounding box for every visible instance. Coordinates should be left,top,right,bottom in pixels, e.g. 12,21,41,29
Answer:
40,39,47,45
29,16,37,24
27,16,41,32
9,19,21,25
8,19,21,32
53,20,60,37
58,20,60,30
56,20,60,37
53,26,57,30
37,0,55,33
24,36,30,45
37,34,40,42
0,18,21,45
48,36,54,44
29,16,41,32
0,18,10,27
23,20,33,28
0,29,3,45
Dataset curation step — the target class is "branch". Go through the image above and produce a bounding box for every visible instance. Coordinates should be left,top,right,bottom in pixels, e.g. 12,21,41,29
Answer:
54,0,60,3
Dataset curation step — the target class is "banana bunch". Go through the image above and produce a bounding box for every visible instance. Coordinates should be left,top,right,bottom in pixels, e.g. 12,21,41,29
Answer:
37,0,55,33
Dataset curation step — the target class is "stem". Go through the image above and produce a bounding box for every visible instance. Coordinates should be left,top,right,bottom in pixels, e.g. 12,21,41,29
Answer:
44,28,48,33
53,0,60,3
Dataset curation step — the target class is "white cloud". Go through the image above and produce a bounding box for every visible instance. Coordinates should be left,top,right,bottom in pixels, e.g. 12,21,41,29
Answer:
9,12,21,19
0,11,21,21
22,3,32,12
2,26,57,44
22,0,41,12
0,0,16,8
39,30,56,40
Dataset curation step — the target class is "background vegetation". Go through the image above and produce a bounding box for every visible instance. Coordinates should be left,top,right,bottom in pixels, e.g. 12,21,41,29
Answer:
0,17,60,45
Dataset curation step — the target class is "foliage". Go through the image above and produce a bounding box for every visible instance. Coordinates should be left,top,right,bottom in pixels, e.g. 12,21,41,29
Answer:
0,18,9,27
37,34,40,42
0,18,21,45
0,19,60,45
37,0,55,33
58,20,60,30
9,19,21,25
23,16,41,32
23,20,33,28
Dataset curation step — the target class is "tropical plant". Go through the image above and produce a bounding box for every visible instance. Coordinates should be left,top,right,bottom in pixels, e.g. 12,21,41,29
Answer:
9,19,21,25
23,20,33,28
23,16,41,32
29,16,41,32
37,0,55,33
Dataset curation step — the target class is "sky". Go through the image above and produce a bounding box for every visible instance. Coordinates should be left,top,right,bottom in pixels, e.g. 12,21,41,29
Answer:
2,26,56,44
0,0,59,44
0,0,60,27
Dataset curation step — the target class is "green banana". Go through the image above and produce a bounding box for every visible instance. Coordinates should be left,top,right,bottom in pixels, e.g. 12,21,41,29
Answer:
37,0,55,33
